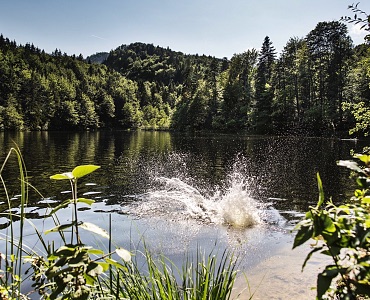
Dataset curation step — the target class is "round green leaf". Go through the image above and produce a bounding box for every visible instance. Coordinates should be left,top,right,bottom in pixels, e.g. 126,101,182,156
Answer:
72,165,100,179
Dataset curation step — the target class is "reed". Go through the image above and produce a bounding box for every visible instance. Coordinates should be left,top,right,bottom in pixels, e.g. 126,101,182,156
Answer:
0,148,243,300
108,246,238,300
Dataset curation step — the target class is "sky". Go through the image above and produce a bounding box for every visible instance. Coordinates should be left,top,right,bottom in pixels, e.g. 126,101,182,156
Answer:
1,0,370,59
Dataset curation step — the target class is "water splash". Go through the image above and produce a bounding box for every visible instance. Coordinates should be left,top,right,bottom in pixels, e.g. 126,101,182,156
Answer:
127,155,265,229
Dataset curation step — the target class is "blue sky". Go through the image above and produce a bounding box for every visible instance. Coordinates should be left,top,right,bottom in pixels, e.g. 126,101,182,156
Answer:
1,0,369,59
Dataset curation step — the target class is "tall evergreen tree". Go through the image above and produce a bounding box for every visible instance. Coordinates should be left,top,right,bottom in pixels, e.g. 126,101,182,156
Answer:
273,37,311,132
253,36,276,133
305,21,353,132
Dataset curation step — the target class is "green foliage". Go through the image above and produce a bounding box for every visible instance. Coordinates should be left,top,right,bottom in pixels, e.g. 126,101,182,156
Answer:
341,3,370,43
28,164,133,299
114,248,238,300
343,101,370,136
293,155,370,299
0,149,242,299
0,147,29,299
0,5,369,135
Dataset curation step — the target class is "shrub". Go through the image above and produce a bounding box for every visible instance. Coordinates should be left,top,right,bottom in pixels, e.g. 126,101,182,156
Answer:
293,154,370,299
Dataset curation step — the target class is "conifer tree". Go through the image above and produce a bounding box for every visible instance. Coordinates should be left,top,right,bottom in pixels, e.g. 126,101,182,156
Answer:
253,36,276,133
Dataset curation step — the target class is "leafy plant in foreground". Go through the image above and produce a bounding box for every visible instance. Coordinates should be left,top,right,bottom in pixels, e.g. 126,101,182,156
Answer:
293,154,370,299
28,164,131,299
112,247,238,300
0,147,31,299
0,149,243,299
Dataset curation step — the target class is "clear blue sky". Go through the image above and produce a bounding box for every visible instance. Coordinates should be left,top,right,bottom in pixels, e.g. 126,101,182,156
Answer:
1,0,369,59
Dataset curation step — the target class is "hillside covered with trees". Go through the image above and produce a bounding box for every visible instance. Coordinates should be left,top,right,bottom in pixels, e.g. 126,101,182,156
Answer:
1,18,370,135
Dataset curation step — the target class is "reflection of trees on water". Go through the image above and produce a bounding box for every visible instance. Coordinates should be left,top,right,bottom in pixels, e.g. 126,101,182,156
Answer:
0,131,362,226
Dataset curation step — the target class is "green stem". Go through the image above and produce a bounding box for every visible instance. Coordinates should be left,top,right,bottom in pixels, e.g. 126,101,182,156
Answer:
72,179,81,244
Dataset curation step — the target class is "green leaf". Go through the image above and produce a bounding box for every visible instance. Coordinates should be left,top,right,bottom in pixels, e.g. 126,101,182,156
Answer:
72,165,100,179
87,248,104,255
355,283,370,296
116,248,131,262
317,267,337,299
293,224,314,249
69,251,89,267
361,196,370,204
105,258,126,270
77,198,95,206
354,153,370,165
87,261,104,277
79,222,109,239
357,177,368,188
45,222,75,234
97,261,110,272
50,172,74,180
84,273,96,285
321,213,336,233
316,173,325,209
48,199,74,216
301,246,323,271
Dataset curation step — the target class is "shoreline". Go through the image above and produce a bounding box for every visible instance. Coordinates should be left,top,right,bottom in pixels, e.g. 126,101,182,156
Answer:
231,239,330,300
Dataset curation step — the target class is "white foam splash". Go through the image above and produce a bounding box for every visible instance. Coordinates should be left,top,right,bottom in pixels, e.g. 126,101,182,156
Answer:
129,171,262,229
217,172,261,228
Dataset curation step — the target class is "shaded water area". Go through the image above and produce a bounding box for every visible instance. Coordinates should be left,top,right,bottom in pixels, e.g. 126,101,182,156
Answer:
0,131,366,298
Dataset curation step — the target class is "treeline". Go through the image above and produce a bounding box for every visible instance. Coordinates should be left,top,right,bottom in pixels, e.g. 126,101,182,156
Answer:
0,20,370,135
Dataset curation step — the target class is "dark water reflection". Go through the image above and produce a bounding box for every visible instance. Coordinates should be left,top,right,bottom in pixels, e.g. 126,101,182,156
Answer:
0,131,364,220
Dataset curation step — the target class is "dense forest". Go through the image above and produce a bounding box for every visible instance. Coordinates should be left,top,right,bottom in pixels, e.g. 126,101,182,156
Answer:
1,19,370,135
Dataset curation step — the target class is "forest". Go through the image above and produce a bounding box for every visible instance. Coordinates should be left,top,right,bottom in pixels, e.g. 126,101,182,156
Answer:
0,19,370,136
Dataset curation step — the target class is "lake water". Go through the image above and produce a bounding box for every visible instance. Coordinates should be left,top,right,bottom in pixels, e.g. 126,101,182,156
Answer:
0,131,365,298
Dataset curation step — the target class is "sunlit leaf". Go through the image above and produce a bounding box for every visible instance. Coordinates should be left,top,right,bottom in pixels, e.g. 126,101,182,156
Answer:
316,173,325,209
87,248,104,255
116,248,131,262
50,172,74,180
321,214,336,233
87,261,104,277
105,258,127,269
293,224,313,249
84,273,95,285
48,199,74,216
362,196,370,204
354,153,370,165
45,222,75,234
72,165,100,179
77,198,95,206
337,160,363,173
97,261,110,272
79,222,109,239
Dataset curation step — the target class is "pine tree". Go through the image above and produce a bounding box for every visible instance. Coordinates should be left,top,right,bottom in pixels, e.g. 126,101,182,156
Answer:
253,36,276,133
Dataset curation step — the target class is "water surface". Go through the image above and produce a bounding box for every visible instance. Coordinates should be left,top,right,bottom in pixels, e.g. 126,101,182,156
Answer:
0,131,364,297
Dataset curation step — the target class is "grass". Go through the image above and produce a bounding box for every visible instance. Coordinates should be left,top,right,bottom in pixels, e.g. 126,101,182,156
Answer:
0,147,244,300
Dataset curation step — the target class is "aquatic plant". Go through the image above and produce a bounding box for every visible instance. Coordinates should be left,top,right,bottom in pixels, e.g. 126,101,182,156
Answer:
110,247,238,300
0,147,31,299
294,154,370,299
0,148,242,299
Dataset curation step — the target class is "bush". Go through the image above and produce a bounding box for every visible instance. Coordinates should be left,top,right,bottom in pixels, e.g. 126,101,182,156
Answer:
293,154,370,299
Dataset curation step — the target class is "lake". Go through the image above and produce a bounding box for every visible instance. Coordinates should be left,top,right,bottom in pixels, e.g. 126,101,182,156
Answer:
0,131,365,298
